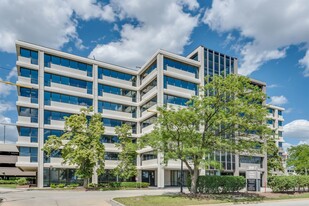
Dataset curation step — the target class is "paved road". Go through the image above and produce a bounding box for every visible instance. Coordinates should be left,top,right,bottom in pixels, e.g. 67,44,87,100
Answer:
0,187,183,206
1,187,309,206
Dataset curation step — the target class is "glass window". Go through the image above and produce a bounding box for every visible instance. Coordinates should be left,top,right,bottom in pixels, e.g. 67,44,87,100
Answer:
61,76,70,85
52,74,61,83
20,48,30,58
20,68,31,77
52,56,61,65
61,58,70,67
278,121,283,126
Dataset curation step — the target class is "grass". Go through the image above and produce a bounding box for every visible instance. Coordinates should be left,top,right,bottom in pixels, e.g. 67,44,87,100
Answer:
0,184,17,189
114,192,309,206
114,195,224,206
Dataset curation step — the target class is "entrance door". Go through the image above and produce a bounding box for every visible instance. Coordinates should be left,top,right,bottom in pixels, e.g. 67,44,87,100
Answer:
142,170,155,186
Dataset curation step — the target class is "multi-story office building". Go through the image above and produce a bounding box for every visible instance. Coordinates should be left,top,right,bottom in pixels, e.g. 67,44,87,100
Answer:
15,40,270,188
266,104,287,174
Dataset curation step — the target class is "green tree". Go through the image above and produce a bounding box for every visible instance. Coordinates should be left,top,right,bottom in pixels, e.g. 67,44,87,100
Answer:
42,107,105,187
267,140,284,175
141,74,272,194
288,144,309,175
114,124,137,181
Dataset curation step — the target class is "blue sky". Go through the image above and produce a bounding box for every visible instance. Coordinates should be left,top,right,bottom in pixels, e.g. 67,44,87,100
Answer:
0,0,308,148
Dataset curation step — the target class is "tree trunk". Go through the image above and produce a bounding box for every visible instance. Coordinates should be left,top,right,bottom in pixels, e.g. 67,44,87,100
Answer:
190,168,199,194
83,178,88,188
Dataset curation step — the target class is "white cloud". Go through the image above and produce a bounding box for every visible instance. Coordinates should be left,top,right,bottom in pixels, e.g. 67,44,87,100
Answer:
282,142,293,152
285,108,293,114
269,95,288,105
89,0,199,68
6,67,17,81
203,0,309,76
0,0,115,53
268,84,279,89
299,50,309,76
0,101,17,143
284,119,309,143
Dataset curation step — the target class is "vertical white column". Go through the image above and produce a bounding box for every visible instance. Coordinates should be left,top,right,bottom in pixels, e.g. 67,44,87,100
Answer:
37,51,45,188
156,54,165,187
198,47,206,176
136,74,141,134
92,64,98,185
234,154,239,176
136,154,142,182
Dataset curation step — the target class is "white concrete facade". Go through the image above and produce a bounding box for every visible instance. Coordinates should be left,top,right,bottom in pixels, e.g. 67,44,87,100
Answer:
15,40,271,188
266,104,286,175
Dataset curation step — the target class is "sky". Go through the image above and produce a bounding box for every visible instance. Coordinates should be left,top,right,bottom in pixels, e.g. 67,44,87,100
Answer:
0,0,308,150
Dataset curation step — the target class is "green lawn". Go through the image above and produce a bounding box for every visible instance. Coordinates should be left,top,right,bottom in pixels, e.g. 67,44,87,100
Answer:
114,195,224,206
114,193,309,206
0,184,17,189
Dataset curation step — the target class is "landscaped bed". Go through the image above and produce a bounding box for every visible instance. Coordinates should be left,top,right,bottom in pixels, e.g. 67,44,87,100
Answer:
114,192,309,206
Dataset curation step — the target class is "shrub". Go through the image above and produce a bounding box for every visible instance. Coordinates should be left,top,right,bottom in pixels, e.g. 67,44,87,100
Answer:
108,182,121,188
88,183,97,188
0,180,17,184
120,182,149,188
67,183,79,188
188,176,246,194
16,178,28,185
57,183,65,188
268,175,309,192
50,184,57,188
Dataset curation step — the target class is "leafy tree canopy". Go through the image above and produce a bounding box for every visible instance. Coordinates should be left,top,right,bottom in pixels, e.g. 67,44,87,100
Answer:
288,144,309,175
42,107,105,187
114,124,137,181
141,74,272,193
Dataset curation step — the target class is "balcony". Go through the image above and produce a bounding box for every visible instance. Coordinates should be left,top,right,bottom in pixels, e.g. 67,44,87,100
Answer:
141,159,158,167
103,76,134,87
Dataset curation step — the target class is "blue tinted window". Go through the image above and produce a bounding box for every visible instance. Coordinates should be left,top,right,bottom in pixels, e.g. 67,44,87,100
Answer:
278,110,282,116
45,73,92,93
163,58,198,78
61,58,70,67
44,129,63,142
140,79,157,99
44,110,72,124
141,97,157,113
101,135,119,143
164,76,198,95
103,118,137,133
278,121,283,126
141,115,157,129
267,119,273,125
44,91,92,107
20,68,38,84
52,56,61,65
98,84,136,101
20,48,30,57
44,54,92,76
19,147,38,162
98,101,136,117
99,67,136,85
163,94,189,106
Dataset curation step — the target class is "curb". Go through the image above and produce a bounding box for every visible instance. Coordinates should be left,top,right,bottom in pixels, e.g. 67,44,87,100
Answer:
110,198,126,206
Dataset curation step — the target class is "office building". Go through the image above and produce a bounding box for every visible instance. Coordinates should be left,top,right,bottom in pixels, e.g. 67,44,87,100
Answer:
15,40,273,188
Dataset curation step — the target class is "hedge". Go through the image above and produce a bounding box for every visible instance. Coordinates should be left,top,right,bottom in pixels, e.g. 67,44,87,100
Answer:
268,176,309,192
88,182,149,189
187,176,246,194
0,180,17,184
